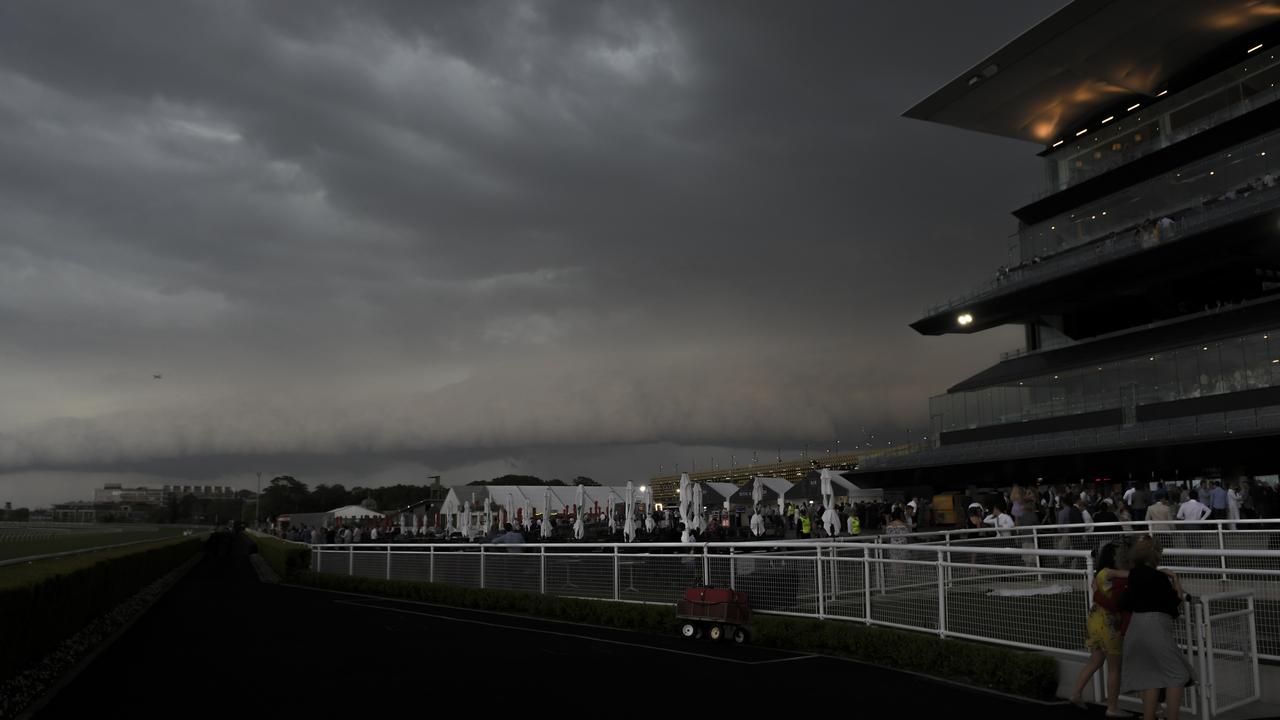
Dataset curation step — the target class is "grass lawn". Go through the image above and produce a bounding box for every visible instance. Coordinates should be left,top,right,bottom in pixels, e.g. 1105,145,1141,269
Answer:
0,534,205,590
0,526,193,562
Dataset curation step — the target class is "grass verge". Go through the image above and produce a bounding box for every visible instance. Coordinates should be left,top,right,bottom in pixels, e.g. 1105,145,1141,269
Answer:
0,535,204,681
248,532,311,580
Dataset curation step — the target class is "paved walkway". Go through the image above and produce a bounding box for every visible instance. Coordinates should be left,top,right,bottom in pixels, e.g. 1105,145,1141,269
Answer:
35,533,1113,716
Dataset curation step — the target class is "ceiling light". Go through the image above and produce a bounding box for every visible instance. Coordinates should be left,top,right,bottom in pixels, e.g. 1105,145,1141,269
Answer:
1157,90,1168,97
1127,103,1141,112
1102,116,1115,124
1249,43,1264,53
1052,140,1064,147
1076,128,1088,136
957,313,973,326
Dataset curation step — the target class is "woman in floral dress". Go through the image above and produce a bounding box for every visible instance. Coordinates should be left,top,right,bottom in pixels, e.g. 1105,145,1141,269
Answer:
1071,541,1130,716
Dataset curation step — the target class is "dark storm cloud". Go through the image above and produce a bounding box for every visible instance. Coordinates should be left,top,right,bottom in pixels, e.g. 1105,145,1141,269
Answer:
0,1,1063,497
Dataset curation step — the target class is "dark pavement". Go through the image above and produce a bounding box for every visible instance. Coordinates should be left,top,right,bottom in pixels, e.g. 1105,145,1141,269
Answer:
35,533,1112,716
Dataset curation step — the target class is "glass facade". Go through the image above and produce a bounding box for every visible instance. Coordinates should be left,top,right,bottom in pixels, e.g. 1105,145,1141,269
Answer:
1021,127,1280,262
929,330,1280,436
1049,55,1280,191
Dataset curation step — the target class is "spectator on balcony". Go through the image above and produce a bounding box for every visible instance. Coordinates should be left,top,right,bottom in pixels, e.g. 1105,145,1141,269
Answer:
982,500,1014,539
1129,485,1150,522
1228,482,1244,530
1207,481,1229,521
1176,490,1211,527
1116,501,1135,533
1093,499,1118,529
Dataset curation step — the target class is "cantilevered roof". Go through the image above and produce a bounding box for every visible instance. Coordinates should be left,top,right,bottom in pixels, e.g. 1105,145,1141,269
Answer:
905,0,1280,144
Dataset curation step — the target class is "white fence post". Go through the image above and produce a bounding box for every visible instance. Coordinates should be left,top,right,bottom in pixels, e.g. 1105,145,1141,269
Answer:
348,544,354,576
702,544,710,586
936,548,946,638
729,546,736,590
479,545,486,589
613,546,620,601
385,544,391,580
540,545,546,594
815,546,825,619
876,537,885,595
862,545,872,625
1217,525,1228,582
429,545,434,583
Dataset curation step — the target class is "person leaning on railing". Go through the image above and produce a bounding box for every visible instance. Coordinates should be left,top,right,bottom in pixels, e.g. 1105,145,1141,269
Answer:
1119,535,1195,720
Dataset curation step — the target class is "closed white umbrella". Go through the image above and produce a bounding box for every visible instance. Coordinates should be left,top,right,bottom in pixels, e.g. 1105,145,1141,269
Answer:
444,499,457,536
573,484,585,540
523,496,534,531
459,495,471,538
751,477,765,537
679,474,693,543
821,469,840,537
623,481,636,543
541,488,553,539
506,492,514,529
607,490,617,534
692,482,705,532
644,487,656,534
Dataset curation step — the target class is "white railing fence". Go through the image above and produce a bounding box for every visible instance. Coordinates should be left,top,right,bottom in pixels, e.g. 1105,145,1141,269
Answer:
312,540,1098,656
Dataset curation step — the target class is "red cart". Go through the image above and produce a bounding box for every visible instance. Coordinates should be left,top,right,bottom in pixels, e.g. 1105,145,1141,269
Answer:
675,586,750,643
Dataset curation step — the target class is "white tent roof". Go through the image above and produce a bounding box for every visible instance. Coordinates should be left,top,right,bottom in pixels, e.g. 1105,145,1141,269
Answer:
755,477,797,498
330,505,387,519
445,485,630,514
704,482,740,506
827,475,883,500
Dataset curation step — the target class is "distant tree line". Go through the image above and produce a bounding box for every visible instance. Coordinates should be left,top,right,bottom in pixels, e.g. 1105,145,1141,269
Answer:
466,475,599,487
1,506,30,522
257,476,449,519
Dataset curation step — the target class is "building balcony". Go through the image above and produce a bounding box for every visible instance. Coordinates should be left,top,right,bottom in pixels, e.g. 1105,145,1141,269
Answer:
928,324,1280,443
915,130,1280,335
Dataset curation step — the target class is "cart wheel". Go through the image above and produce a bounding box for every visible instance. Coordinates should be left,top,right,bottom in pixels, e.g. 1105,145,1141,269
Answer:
733,627,748,644
708,624,724,641
680,623,697,639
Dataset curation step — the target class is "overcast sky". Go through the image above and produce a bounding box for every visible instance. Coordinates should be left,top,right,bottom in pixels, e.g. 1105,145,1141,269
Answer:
0,0,1065,507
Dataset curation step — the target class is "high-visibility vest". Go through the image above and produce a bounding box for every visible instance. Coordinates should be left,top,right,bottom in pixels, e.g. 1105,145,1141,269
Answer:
800,515,811,534
848,516,861,535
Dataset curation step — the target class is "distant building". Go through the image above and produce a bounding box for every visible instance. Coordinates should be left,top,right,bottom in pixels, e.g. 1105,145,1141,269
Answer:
50,501,116,523
94,484,168,505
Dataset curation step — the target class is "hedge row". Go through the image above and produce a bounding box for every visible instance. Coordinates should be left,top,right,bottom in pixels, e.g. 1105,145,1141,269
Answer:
0,536,204,681
249,532,311,580
294,572,1058,699
750,616,1058,699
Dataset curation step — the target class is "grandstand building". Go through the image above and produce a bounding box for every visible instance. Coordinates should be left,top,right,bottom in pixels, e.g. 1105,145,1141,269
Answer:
857,0,1280,489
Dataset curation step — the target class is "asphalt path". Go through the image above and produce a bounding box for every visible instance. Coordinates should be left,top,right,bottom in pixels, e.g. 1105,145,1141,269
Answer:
34,534,1111,716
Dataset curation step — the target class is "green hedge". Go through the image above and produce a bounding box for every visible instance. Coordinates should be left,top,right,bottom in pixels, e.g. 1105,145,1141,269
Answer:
249,532,311,580
0,536,204,681
294,572,1058,699
750,616,1058,699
